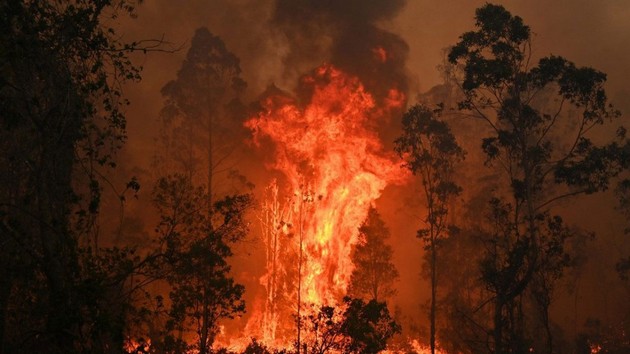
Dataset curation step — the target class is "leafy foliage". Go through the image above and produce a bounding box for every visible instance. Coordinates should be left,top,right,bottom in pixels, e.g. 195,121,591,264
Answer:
0,1,153,353
348,206,399,302
447,3,623,353
341,298,401,354
298,297,400,354
149,174,251,353
395,103,464,354
156,26,248,191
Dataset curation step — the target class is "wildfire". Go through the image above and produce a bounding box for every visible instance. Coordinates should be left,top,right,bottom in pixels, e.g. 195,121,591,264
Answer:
373,46,388,63
242,64,406,348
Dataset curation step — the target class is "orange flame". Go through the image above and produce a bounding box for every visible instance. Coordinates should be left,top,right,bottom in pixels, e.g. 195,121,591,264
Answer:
243,64,406,346
373,46,388,63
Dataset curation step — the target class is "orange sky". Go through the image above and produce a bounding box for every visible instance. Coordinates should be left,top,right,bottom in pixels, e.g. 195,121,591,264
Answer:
115,0,630,335
119,0,630,165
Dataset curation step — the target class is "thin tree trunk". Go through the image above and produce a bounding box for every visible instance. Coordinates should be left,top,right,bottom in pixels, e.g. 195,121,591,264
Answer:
200,287,209,354
536,287,553,354
38,138,78,353
297,195,303,354
494,297,504,354
271,192,279,324
208,108,214,216
430,239,437,354
0,275,10,354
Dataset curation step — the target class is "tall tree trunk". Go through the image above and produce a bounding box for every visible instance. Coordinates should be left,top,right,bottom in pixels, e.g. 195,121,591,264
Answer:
494,297,504,354
37,130,79,352
207,109,213,214
430,239,437,354
543,303,553,354
0,274,10,354
297,198,303,354
200,287,209,354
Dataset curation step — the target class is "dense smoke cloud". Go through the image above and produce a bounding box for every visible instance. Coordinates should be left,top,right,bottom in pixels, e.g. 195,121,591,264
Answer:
271,0,409,110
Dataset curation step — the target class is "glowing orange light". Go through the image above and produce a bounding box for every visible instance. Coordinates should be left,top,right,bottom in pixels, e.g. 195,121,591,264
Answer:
373,46,388,63
241,64,407,348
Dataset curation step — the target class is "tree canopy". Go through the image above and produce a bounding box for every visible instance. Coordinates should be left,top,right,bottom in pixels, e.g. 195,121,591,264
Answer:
447,3,624,353
348,206,399,302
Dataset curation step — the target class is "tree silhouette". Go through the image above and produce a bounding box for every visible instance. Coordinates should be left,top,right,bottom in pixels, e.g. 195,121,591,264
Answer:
348,206,399,303
615,147,630,282
395,104,464,354
341,297,401,354
0,1,158,352
153,28,250,354
297,297,400,354
151,175,251,353
448,4,623,353
157,27,247,199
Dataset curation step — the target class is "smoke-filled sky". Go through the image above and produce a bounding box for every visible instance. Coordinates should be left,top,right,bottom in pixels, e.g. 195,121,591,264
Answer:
120,0,630,161
117,0,630,335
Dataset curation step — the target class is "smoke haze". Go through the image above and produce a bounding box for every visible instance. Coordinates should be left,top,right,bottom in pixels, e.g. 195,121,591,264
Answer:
114,0,630,345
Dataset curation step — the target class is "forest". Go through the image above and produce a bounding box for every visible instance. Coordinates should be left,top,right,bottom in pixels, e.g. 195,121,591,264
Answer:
1,1,629,353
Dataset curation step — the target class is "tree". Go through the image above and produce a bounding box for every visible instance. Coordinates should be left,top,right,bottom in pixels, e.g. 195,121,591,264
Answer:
151,174,251,354
448,4,623,353
615,144,630,282
341,297,401,354
298,297,400,354
0,1,158,352
157,27,247,198
432,225,493,354
347,206,399,302
395,104,464,354
150,28,252,354
300,304,346,354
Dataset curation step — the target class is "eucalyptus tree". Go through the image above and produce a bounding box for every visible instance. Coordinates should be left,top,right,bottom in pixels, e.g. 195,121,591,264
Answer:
157,27,247,200
151,175,251,354
395,104,464,354
448,4,623,353
0,1,162,352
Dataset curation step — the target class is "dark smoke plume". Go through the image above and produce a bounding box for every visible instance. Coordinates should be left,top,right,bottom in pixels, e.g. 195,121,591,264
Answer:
271,0,409,110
